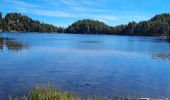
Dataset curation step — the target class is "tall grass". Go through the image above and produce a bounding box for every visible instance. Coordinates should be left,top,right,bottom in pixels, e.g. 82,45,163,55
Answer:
9,84,132,100
30,84,82,100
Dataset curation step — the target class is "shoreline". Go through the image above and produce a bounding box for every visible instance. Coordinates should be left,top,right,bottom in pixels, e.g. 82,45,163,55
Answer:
0,31,166,37
8,85,170,100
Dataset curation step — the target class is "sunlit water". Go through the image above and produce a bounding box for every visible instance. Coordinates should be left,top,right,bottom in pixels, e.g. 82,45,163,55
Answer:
0,33,170,99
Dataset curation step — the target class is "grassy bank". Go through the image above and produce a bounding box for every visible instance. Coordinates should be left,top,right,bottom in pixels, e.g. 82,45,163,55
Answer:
9,85,131,100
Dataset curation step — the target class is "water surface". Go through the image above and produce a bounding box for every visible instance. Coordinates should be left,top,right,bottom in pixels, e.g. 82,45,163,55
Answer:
0,33,170,99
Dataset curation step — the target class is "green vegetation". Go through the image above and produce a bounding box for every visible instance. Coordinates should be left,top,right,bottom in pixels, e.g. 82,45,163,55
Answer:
121,14,170,36
0,12,64,32
67,14,170,38
9,85,131,100
0,12,170,40
28,85,82,100
66,19,112,34
0,13,2,31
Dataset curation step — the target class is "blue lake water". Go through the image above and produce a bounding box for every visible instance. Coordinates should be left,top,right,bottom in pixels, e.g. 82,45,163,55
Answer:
0,33,170,99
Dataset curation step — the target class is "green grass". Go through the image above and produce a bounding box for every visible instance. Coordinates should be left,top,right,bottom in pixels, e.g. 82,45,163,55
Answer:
30,85,82,100
9,84,132,100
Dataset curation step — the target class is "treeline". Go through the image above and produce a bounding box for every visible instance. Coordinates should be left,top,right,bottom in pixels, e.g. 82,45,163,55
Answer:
0,12,170,40
0,13,64,32
66,19,112,34
67,14,170,38
112,14,170,37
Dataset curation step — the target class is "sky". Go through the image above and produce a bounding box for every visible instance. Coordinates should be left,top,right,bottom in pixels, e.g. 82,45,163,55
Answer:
0,0,170,27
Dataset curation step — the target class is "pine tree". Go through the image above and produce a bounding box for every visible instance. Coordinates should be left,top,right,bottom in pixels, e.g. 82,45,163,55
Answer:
0,12,2,31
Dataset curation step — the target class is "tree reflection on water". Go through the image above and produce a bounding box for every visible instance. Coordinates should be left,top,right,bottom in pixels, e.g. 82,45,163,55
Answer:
0,37,28,52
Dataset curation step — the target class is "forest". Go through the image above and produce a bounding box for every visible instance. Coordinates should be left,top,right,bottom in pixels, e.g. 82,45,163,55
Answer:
67,14,170,38
0,13,64,32
0,12,170,40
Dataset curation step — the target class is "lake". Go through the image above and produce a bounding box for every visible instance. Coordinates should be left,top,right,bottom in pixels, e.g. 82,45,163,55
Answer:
0,33,170,99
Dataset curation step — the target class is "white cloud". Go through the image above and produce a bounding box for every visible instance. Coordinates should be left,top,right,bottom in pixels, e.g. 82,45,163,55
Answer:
4,0,38,8
0,0,150,26
31,10,75,18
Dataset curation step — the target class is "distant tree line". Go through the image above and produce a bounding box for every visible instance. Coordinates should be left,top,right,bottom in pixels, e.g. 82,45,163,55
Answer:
0,12,170,40
66,19,112,34
0,12,64,32
114,14,170,37
67,14,170,39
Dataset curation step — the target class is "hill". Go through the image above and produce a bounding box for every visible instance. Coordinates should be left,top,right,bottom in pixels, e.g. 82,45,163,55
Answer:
66,14,170,39
66,19,112,34
0,13,64,33
0,12,170,40
117,13,170,36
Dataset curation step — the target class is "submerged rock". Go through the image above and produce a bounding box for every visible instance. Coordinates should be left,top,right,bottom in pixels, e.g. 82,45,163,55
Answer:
151,52,170,60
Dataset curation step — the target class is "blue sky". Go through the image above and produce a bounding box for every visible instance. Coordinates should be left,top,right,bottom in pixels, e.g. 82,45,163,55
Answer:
0,0,170,27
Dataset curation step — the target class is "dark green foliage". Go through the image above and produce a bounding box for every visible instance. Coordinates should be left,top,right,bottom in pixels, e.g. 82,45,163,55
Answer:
111,24,126,34
10,84,132,100
117,13,170,37
1,12,64,33
66,13,170,40
66,19,112,34
0,12,170,40
124,21,137,35
0,12,2,31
